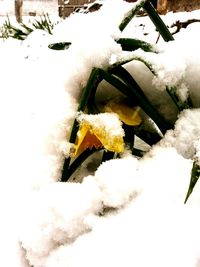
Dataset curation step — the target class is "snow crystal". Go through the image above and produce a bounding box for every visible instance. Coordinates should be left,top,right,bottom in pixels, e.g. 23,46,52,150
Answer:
160,108,200,160
77,112,124,137
139,146,191,206
124,58,179,123
38,148,195,267
19,181,103,267
194,139,200,165
92,155,140,208
130,42,189,102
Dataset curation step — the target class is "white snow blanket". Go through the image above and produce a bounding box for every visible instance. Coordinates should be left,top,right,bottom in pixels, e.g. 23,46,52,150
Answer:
1,1,200,266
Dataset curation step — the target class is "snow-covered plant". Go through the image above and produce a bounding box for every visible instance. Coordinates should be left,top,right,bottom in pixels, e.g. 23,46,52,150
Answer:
0,14,55,40
57,0,199,203
6,1,200,266
60,1,174,181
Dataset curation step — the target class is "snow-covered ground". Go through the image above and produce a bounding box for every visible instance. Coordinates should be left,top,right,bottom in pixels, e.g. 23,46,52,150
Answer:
0,0,57,16
0,0,58,28
1,0,200,266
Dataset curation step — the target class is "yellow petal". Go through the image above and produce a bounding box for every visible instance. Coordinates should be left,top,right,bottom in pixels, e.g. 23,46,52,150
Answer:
103,101,142,126
73,113,125,157
90,123,124,153
74,124,103,156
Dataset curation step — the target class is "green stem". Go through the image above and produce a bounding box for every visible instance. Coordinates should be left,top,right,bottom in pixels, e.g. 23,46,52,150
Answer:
166,86,193,112
133,125,162,146
62,148,99,182
143,1,174,42
61,68,102,182
99,68,133,97
119,0,147,32
132,148,145,157
69,68,102,144
78,68,102,112
116,38,157,53
123,123,135,150
61,157,71,182
110,66,172,134
101,151,115,162
110,55,157,76
48,42,71,50
184,160,200,204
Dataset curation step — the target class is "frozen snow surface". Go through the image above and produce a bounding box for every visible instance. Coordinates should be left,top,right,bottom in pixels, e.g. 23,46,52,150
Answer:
1,0,200,266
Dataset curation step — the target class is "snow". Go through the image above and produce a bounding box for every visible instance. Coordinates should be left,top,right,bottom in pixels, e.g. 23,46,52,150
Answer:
77,112,124,138
0,0,58,17
1,0,200,266
160,108,200,159
18,181,103,267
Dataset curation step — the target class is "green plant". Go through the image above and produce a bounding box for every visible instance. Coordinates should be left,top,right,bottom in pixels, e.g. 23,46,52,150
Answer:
184,160,200,204
0,14,55,40
60,1,200,203
60,0,182,183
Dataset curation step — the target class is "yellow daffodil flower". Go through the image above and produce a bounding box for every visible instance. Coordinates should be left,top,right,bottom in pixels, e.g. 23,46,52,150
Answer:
103,100,142,126
72,101,142,157
73,113,125,157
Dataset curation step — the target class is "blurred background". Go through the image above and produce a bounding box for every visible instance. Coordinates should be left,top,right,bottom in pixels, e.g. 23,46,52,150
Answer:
0,0,58,17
